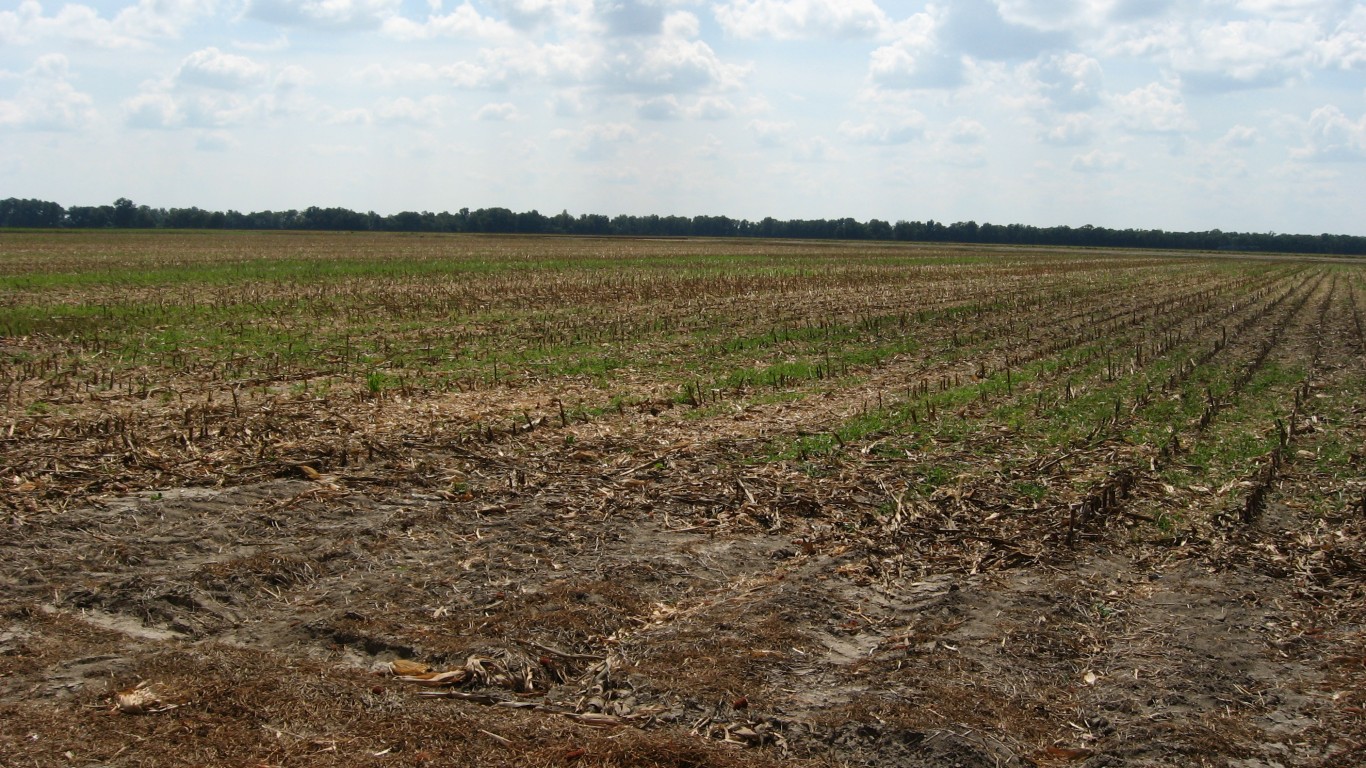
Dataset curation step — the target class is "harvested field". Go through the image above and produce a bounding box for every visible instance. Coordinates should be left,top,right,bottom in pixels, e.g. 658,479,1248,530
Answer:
2,231,1364,767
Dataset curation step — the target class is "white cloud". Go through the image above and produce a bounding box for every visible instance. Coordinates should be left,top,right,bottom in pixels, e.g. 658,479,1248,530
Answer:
177,47,269,90
636,93,739,120
690,96,736,119
246,0,401,29
662,10,700,39
1316,5,1366,69
1100,16,1184,59
938,147,987,168
274,65,313,90
945,117,988,144
694,132,724,159
1218,124,1260,148
382,2,514,40
549,88,587,116
1107,0,1175,22
748,118,792,146
1,0,139,48
868,0,1070,91
1292,104,1366,161
1175,19,1320,92
353,62,442,87
1089,5,1365,94
792,135,833,162
375,96,445,126
1236,0,1350,21
233,34,291,52
0,0,213,48
929,116,989,167
180,92,259,127
993,0,1105,31
484,0,594,33
940,0,1070,61
473,102,520,121
352,5,744,104
554,122,640,159
1026,52,1102,110
637,95,681,120
596,0,669,37
125,92,183,128
196,130,237,151
838,114,926,145
1038,113,1096,146
715,0,889,40
323,106,373,125
116,0,217,39
356,47,561,91
124,48,309,130
310,142,368,155
0,54,96,131
1071,148,1126,172
1112,82,1194,133
868,11,965,90
602,34,746,94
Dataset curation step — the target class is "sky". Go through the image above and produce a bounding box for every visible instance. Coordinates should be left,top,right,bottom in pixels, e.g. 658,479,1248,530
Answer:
2,0,1365,235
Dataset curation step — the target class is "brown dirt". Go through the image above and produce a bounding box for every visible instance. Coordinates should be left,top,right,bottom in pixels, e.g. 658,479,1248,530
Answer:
3,441,1361,766
2,241,1363,767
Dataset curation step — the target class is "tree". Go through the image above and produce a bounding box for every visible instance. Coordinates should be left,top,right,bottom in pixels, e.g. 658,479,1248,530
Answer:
3,194,1364,255
65,205,114,228
468,207,516,233
0,198,65,228
574,213,611,235
387,211,427,232
165,207,215,228
550,210,574,234
111,197,138,227
516,209,548,233
834,217,866,239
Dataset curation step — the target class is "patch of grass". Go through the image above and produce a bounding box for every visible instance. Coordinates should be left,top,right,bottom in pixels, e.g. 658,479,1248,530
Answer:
365,371,394,394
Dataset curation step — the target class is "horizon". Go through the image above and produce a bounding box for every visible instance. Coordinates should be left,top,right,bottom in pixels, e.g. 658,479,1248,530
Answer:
8,197,1366,253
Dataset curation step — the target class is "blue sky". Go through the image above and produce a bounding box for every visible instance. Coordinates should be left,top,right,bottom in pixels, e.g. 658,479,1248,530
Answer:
3,0,1365,234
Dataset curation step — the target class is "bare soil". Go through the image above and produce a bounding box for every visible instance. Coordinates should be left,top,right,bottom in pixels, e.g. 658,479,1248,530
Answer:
5,423,1362,766
2,239,1363,767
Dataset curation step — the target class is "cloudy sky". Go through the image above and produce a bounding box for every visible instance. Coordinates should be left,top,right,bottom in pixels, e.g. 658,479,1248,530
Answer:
3,0,1365,235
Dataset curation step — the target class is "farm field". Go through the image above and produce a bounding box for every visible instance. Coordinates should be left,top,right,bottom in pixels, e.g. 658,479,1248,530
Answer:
1,231,1364,767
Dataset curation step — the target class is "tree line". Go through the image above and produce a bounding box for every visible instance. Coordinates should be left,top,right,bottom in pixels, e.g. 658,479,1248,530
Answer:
2,196,1362,256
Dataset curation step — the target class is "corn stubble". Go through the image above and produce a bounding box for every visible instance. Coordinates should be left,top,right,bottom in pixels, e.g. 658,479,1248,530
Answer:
1,232,1364,767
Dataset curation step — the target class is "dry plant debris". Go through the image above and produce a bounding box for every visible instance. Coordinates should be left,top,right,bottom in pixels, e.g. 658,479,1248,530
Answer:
112,681,176,715
1,232,1364,767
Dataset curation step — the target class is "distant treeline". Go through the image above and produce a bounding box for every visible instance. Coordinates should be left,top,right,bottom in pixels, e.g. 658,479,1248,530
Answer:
2,196,1363,256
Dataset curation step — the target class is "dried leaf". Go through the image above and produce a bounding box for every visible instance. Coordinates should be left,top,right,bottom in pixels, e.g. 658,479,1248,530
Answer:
388,659,431,676
729,726,761,742
398,669,471,686
113,682,174,714
565,712,624,728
